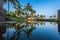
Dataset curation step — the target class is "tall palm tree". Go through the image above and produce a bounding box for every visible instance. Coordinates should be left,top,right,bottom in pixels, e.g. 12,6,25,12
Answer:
24,3,36,16
14,4,22,16
3,0,19,14
29,8,36,16
24,3,33,20
24,3,31,17
24,3,32,11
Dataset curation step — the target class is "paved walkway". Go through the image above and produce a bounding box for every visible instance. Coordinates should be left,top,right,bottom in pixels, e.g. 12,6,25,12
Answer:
0,22,6,23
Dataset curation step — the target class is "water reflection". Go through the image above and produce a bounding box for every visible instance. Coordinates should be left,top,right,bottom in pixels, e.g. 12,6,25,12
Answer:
0,25,6,40
0,21,60,40
50,22,56,25
58,22,60,34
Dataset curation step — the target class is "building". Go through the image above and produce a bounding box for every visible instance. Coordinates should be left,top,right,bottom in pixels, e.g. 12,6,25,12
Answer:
28,15,36,21
58,10,60,20
0,25,6,40
0,0,6,22
58,23,60,34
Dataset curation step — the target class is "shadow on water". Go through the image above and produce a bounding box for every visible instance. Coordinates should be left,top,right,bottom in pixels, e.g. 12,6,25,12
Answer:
58,22,60,34
0,21,60,40
0,24,6,40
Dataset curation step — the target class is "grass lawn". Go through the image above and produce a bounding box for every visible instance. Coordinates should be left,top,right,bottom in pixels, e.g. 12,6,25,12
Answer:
36,19,60,22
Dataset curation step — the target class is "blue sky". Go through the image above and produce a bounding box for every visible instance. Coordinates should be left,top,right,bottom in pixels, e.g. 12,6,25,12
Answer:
3,0,60,18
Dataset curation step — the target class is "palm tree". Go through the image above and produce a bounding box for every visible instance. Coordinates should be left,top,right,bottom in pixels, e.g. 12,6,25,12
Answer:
3,0,19,14
24,3,31,13
43,15,45,19
24,3,31,18
53,15,56,19
50,16,52,19
30,9,36,16
34,14,36,17
24,3,32,11
14,4,22,16
40,15,43,19
37,14,39,19
3,8,7,13
24,3,36,16
37,14,39,17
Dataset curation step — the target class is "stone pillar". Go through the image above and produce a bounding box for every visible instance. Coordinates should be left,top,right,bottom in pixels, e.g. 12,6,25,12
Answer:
0,0,3,8
58,10,60,20
58,23,60,34
0,0,6,23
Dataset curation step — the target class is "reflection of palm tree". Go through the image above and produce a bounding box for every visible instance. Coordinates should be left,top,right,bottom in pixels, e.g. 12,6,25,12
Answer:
54,22,56,25
39,21,44,25
50,22,52,24
23,24,36,38
8,21,36,39
9,22,24,40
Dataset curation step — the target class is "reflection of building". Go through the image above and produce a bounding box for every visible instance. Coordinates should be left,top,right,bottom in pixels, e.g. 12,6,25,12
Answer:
0,26,6,40
0,0,6,22
58,23,60,34
58,10,60,20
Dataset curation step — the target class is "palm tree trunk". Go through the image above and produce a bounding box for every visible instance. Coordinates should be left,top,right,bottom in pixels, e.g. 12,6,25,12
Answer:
8,1,9,14
7,0,9,40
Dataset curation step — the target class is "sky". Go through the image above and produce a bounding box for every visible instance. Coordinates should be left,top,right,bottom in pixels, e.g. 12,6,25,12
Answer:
3,0,60,18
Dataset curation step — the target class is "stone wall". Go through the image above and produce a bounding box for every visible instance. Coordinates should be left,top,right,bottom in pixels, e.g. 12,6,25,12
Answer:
58,10,60,20
0,0,3,8
0,0,6,22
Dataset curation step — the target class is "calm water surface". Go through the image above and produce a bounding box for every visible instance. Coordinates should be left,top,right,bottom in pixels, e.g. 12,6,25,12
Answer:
0,21,60,40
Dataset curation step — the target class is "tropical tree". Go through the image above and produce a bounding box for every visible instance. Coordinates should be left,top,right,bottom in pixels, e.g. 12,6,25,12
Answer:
24,3,31,18
29,8,36,16
24,3,36,16
24,3,32,11
14,4,22,17
24,3,36,20
43,15,45,19
34,14,36,17
50,16,52,19
37,14,39,19
3,0,20,14
53,15,56,19
40,15,43,19
37,14,39,17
